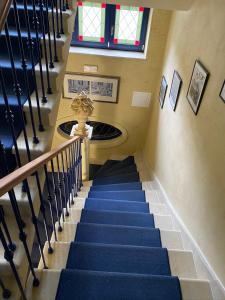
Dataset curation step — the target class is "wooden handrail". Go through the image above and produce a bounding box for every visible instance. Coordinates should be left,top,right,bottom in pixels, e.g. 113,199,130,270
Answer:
0,136,81,197
0,0,12,32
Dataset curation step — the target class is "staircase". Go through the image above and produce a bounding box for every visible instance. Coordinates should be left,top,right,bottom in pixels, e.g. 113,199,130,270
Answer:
27,155,213,300
0,0,76,175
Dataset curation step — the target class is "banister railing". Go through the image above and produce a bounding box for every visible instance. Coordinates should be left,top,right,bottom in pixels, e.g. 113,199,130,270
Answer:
0,136,82,299
0,136,80,197
0,0,12,32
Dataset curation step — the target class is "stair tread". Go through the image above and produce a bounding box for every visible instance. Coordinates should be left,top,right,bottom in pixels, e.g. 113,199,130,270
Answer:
84,198,149,213
75,222,162,247
94,160,119,177
88,190,146,202
96,164,137,178
66,242,171,276
80,209,155,228
93,172,139,185
90,181,142,191
56,269,182,300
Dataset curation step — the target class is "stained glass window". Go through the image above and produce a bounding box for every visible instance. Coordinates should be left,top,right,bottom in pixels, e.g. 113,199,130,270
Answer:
72,2,150,52
77,1,106,43
114,5,144,46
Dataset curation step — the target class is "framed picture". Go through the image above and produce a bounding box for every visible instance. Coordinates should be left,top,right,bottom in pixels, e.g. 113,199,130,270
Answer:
63,72,120,103
169,71,182,111
187,60,209,115
159,76,168,108
219,80,225,103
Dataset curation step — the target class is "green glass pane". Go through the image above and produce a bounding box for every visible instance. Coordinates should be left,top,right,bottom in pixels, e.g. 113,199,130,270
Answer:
78,2,106,42
114,5,144,46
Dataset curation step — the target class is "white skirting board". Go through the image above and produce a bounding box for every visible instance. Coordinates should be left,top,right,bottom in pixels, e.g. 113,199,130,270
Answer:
150,170,225,300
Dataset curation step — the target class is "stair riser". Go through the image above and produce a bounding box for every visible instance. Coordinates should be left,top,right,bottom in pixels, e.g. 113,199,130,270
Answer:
13,126,54,165
48,10,76,35
24,90,61,127
35,61,66,93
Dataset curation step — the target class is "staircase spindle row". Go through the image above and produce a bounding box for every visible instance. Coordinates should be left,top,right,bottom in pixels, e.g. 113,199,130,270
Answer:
0,137,82,299
0,0,67,177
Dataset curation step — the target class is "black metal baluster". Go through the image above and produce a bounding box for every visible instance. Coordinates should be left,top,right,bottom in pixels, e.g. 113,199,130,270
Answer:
68,146,75,204
50,160,63,231
0,144,40,286
66,0,69,10
60,151,70,215
8,189,40,286
50,0,59,62
39,0,53,94
54,0,61,38
78,139,83,190
23,179,48,269
44,0,54,68
69,145,75,203
4,22,32,163
74,140,79,197
65,148,73,208
59,0,64,34
0,141,25,227
11,1,39,144
31,0,48,103
0,83,26,229
0,278,11,299
0,227,27,300
35,171,54,254
44,164,58,241
62,0,66,11
56,155,65,222
0,206,16,252
22,0,45,132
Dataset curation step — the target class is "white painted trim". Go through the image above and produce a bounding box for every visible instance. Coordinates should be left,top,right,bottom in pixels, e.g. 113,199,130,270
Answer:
70,47,147,60
152,171,225,300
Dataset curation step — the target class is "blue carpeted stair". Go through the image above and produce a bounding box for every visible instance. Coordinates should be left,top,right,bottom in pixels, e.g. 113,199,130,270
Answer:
56,157,182,299
0,2,47,177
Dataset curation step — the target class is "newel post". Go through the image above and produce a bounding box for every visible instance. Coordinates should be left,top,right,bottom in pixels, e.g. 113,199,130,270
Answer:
70,92,94,180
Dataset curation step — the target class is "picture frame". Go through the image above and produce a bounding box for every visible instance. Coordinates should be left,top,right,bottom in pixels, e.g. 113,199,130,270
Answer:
63,72,120,103
169,70,182,111
159,76,168,109
219,80,225,103
187,60,209,115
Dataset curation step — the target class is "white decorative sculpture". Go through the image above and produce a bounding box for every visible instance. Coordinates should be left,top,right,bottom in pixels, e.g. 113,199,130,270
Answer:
71,91,94,137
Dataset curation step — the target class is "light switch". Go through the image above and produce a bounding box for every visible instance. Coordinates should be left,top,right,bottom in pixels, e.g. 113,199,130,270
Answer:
84,65,98,73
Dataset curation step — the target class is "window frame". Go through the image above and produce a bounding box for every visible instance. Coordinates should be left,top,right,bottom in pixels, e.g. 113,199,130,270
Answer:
71,3,150,53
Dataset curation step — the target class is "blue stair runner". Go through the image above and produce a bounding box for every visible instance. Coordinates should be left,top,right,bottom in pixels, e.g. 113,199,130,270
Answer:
56,157,182,299
0,2,47,177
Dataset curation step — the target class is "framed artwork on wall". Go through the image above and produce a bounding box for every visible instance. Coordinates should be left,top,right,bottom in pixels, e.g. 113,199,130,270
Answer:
219,80,225,103
159,76,168,108
169,71,182,111
187,60,209,115
63,72,120,103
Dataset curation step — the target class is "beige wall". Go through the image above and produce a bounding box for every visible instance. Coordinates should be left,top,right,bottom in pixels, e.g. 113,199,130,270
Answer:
143,0,225,286
52,9,171,162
